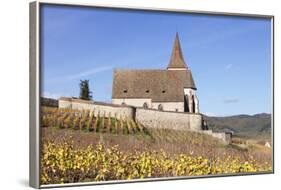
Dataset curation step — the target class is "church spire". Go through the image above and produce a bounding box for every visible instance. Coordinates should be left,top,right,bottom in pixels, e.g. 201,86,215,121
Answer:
167,33,187,70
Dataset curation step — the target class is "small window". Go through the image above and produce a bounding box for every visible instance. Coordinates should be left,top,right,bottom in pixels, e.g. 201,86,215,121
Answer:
158,104,163,111
143,102,148,109
175,108,178,112
123,89,127,93
162,90,166,93
145,90,150,93
121,102,126,105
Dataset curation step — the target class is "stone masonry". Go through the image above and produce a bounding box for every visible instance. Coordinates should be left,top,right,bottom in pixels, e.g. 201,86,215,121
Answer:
58,97,232,144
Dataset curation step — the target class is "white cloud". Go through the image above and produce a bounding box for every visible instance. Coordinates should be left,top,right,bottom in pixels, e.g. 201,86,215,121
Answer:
203,112,233,117
223,98,239,104
203,112,220,117
46,65,114,84
67,66,113,80
189,23,263,49
225,63,233,70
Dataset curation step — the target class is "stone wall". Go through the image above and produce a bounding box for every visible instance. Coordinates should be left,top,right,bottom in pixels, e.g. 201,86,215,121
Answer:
58,97,73,108
58,97,231,143
91,103,135,119
112,98,152,108
113,99,185,112
151,102,184,112
202,130,232,144
59,97,135,119
135,108,203,131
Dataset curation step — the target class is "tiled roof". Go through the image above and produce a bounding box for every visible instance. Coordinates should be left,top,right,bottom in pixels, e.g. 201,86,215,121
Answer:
112,69,196,102
167,33,188,69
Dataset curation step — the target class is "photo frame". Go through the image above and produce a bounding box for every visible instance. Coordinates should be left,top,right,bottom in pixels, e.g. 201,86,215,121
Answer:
30,1,274,188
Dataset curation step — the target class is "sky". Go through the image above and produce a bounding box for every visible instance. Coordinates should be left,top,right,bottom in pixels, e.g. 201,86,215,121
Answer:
41,4,272,116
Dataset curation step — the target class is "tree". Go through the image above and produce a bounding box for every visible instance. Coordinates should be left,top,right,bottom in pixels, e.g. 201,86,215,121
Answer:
79,80,92,100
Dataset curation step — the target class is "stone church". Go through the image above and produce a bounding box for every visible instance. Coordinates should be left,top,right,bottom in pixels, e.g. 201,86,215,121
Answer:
112,33,199,113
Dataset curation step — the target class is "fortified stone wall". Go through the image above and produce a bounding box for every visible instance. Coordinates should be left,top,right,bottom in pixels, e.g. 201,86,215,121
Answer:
151,102,184,112
201,130,232,144
58,97,231,143
59,97,135,119
135,108,202,131
58,98,72,108
112,98,152,108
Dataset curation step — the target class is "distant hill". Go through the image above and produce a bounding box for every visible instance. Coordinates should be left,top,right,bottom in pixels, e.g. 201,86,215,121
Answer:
41,97,58,107
204,113,272,139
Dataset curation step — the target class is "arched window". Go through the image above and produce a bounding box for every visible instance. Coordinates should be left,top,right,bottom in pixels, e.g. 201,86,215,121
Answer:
143,102,148,109
158,104,163,111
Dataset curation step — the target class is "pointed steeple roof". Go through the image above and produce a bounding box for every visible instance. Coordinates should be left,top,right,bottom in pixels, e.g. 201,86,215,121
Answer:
167,33,187,69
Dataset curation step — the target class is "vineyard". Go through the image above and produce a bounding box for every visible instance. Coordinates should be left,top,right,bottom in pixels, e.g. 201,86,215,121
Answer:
42,107,149,135
41,141,272,184
40,107,273,185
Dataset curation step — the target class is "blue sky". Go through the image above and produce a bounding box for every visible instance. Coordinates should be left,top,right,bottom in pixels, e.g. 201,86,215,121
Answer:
41,4,272,116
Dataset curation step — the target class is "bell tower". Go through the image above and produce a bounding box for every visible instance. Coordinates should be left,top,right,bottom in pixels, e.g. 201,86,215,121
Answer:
167,33,188,71
167,33,199,113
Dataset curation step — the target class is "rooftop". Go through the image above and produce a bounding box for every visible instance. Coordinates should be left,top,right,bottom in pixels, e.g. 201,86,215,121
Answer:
112,33,196,102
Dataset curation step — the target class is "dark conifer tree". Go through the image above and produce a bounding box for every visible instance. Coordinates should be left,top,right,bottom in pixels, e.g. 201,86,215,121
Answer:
79,80,92,100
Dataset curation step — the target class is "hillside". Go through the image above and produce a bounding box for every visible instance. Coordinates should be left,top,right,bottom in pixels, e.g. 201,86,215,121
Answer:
204,113,272,139
41,107,272,184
